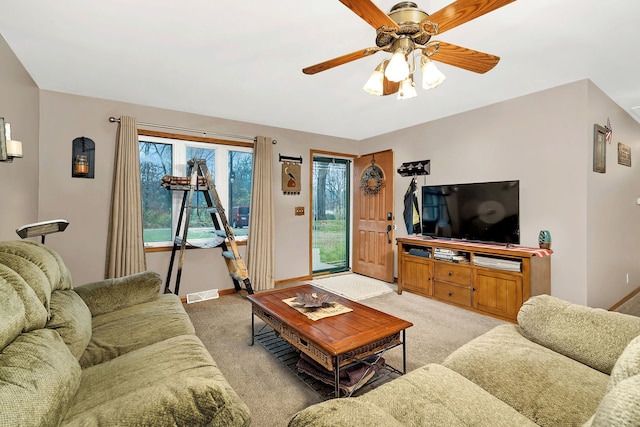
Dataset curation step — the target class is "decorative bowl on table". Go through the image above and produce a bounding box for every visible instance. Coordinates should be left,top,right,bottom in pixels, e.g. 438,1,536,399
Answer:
292,292,333,309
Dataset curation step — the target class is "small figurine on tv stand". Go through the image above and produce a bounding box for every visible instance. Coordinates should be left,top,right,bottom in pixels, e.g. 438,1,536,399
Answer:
538,230,552,249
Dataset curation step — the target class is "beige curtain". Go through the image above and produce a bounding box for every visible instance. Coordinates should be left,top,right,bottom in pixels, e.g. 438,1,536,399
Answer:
246,136,275,291
105,116,146,278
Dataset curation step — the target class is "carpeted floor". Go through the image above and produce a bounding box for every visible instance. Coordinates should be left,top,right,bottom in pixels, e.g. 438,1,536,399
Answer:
184,282,505,427
308,273,394,301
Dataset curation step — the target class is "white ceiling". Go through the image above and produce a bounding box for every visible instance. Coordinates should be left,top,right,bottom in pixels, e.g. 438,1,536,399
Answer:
1,0,639,140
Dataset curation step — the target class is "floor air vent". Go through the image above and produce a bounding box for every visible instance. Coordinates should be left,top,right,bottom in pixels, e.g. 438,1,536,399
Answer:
186,289,219,304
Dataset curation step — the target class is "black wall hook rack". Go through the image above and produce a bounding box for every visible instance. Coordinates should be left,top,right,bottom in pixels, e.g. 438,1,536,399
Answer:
397,160,430,177
279,154,302,164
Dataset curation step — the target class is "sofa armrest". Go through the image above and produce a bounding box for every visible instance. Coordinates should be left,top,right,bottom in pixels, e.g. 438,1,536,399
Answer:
517,294,640,374
74,271,162,316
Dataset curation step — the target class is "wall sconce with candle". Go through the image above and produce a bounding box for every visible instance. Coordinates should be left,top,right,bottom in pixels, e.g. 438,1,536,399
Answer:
0,117,24,163
72,136,95,178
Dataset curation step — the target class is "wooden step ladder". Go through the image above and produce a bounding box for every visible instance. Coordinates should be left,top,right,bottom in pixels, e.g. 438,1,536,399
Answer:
163,158,254,296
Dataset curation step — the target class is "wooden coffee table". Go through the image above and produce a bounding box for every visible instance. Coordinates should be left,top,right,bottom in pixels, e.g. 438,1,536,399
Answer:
248,284,413,397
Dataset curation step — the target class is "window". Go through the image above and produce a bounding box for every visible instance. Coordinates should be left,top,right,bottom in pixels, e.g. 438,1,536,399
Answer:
139,134,252,247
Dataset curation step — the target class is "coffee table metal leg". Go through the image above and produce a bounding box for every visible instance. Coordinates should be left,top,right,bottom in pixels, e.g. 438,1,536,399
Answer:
402,329,407,374
250,313,255,346
334,356,340,398
402,329,407,373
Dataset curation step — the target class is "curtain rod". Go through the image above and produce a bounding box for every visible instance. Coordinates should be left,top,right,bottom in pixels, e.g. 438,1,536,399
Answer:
108,116,263,143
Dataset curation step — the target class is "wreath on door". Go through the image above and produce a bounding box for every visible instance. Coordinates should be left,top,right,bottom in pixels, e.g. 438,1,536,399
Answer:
360,159,384,195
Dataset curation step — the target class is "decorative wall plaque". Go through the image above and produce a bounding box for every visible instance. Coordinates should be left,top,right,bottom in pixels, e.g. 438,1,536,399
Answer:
618,143,631,167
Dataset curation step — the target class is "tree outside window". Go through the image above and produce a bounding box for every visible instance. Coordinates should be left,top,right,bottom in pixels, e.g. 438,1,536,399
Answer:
140,141,172,243
229,151,253,236
139,136,252,246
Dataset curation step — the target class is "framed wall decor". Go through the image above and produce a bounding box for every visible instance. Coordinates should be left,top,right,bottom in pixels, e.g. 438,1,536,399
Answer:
593,124,606,173
281,161,301,194
618,143,631,167
71,136,95,178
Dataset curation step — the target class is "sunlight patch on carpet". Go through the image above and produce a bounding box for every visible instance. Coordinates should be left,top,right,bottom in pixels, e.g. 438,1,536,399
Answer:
308,273,393,301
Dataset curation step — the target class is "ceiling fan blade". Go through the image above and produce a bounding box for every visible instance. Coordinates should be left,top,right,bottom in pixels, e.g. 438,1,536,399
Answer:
430,41,500,74
428,0,516,34
338,0,399,30
303,48,378,75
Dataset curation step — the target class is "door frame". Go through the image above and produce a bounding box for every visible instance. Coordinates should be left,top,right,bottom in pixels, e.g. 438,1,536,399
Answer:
309,149,357,278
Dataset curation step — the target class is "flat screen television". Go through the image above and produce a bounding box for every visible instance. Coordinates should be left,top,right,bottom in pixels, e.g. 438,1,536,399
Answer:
421,180,520,244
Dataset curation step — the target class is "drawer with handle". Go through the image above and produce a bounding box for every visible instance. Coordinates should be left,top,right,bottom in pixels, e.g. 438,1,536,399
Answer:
434,263,471,287
433,282,472,307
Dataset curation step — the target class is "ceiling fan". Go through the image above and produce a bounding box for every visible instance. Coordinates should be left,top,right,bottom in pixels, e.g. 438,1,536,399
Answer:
303,0,516,99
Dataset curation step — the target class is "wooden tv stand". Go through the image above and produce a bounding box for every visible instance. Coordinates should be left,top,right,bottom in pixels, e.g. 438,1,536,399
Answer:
396,236,551,322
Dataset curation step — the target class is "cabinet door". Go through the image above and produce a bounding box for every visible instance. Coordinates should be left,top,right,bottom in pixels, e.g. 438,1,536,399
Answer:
400,255,433,296
473,269,523,320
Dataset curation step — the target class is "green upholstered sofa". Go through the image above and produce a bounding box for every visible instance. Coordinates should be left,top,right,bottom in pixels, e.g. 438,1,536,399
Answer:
288,294,640,426
0,240,251,426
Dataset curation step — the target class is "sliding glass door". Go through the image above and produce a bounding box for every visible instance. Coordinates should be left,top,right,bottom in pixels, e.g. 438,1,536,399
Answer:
312,156,351,274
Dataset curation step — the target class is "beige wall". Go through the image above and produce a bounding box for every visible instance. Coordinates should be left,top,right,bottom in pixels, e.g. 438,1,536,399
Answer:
4,34,640,308
361,80,640,308
0,35,39,240
586,81,640,308
37,90,356,293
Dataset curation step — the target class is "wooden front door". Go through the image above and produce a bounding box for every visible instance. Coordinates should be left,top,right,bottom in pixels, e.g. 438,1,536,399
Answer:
352,150,394,282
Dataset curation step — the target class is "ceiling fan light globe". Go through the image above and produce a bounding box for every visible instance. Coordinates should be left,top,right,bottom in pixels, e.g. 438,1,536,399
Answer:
385,49,410,82
363,61,387,96
421,56,446,89
363,69,384,96
397,77,417,100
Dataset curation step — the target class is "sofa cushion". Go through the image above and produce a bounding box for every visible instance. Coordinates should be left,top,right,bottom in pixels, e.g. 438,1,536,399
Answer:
0,240,73,302
0,241,74,332
0,261,49,331
443,324,609,427
0,328,81,427
79,293,195,368
80,294,195,368
609,334,640,391
289,398,406,427
363,363,537,426
0,280,25,350
518,294,640,374
290,364,537,427
64,334,251,426
47,289,93,360
590,374,640,426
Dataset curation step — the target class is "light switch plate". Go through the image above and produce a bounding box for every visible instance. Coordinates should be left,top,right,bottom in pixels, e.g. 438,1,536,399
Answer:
295,206,305,216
